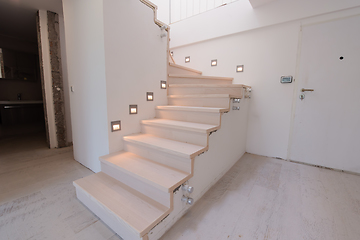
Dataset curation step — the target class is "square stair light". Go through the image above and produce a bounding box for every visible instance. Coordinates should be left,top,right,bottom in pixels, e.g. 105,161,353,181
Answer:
161,80,167,89
129,105,138,114
111,121,121,132
147,92,154,101
185,56,190,63
211,59,217,66
236,65,244,72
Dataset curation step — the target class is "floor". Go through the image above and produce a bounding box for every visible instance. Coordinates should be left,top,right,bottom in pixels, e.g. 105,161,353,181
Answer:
1,134,360,240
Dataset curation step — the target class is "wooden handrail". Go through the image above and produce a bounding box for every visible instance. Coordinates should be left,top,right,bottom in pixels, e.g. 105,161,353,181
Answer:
139,0,169,31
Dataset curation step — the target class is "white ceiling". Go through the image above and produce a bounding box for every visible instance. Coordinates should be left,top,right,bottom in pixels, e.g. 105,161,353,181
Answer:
0,0,63,43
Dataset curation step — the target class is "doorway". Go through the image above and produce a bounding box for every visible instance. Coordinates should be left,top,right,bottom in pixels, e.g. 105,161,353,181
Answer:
289,15,360,173
0,5,46,143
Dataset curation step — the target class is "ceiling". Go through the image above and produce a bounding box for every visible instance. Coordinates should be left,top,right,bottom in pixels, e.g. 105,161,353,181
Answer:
0,0,63,43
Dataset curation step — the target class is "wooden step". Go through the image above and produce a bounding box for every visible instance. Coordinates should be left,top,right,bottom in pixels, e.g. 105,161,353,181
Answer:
168,74,233,84
168,94,233,108
124,134,205,159
169,84,244,98
74,172,169,240
155,105,225,125
168,63,202,75
100,151,189,193
141,119,218,146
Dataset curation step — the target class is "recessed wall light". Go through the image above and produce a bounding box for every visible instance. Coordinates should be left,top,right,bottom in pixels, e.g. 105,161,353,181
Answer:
185,56,190,63
111,121,121,132
129,105,137,114
161,80,167,89
211,59,217,66
147,92,154,101
236,65,244,72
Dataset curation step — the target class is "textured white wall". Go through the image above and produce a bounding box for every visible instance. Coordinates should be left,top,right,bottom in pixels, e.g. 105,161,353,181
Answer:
170,2,360,161
38,10,57,149
62,0,109,172
58,15,73,145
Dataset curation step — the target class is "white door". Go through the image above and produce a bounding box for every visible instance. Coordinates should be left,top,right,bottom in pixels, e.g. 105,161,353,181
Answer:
290,15,360,173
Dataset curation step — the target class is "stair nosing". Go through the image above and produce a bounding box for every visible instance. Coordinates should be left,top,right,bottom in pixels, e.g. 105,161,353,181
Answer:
169,62,202,74
141,119,218,133
167,94,233,98
74,172,170,237
169,84,244,88
100,152,189,192
156,105,227,113
123,134,206,159
168,74,233,81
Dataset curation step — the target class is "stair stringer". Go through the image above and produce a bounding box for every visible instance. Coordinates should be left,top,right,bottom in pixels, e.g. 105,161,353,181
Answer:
147,97,250,240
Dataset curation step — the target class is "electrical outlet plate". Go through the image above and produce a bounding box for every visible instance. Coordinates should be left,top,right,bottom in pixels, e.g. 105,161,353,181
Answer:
232,106,240,110
233,98,241,103
280,76,293,83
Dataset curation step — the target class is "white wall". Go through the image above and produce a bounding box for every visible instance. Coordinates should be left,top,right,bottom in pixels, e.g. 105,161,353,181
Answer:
170,0,360,48
103,0,168,153
169,0,238,23
170,2,360,161
62,0,168,171
62,0,109,172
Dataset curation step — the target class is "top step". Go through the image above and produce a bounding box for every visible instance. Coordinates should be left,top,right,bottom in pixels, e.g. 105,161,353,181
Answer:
168,63,202,75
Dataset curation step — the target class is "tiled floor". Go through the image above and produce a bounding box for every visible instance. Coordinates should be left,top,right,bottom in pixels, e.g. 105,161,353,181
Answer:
1,133,360,240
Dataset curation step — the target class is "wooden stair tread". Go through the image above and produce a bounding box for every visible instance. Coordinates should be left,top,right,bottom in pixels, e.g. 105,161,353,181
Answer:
168,74,233,80
169,84,244,88
73,172,169,236
156,105,227,113
168,74,233,81
142,119,218,133
124,134,205,159
168,94,240,98
169,63,202,74
100,151,189,192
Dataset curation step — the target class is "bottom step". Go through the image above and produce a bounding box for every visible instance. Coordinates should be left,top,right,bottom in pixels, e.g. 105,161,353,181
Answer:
74,172,169,240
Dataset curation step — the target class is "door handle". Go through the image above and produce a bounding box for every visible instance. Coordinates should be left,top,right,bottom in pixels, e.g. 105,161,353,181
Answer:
301,88,314,92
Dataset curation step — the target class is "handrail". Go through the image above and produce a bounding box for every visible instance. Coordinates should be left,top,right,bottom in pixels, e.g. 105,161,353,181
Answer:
139,0,169,31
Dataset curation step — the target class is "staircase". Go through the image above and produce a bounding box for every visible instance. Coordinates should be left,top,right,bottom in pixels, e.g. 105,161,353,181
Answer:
73,62,250,240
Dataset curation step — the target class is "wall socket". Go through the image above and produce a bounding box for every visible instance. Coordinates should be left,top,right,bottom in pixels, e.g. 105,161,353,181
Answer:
233,98,241,103
232,106,240,110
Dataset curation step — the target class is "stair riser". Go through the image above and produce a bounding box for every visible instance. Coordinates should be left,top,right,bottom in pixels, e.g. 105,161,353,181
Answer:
141,124,209,146
168,97,230,108
169,87,243,98
168,78,232,85
101,162,171,208
168,66,201,75
155,109,221,125
75,186,143,240
124,141,193,173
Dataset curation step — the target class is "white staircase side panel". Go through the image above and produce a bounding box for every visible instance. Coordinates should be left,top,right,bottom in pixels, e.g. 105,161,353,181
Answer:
148,98,250,240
